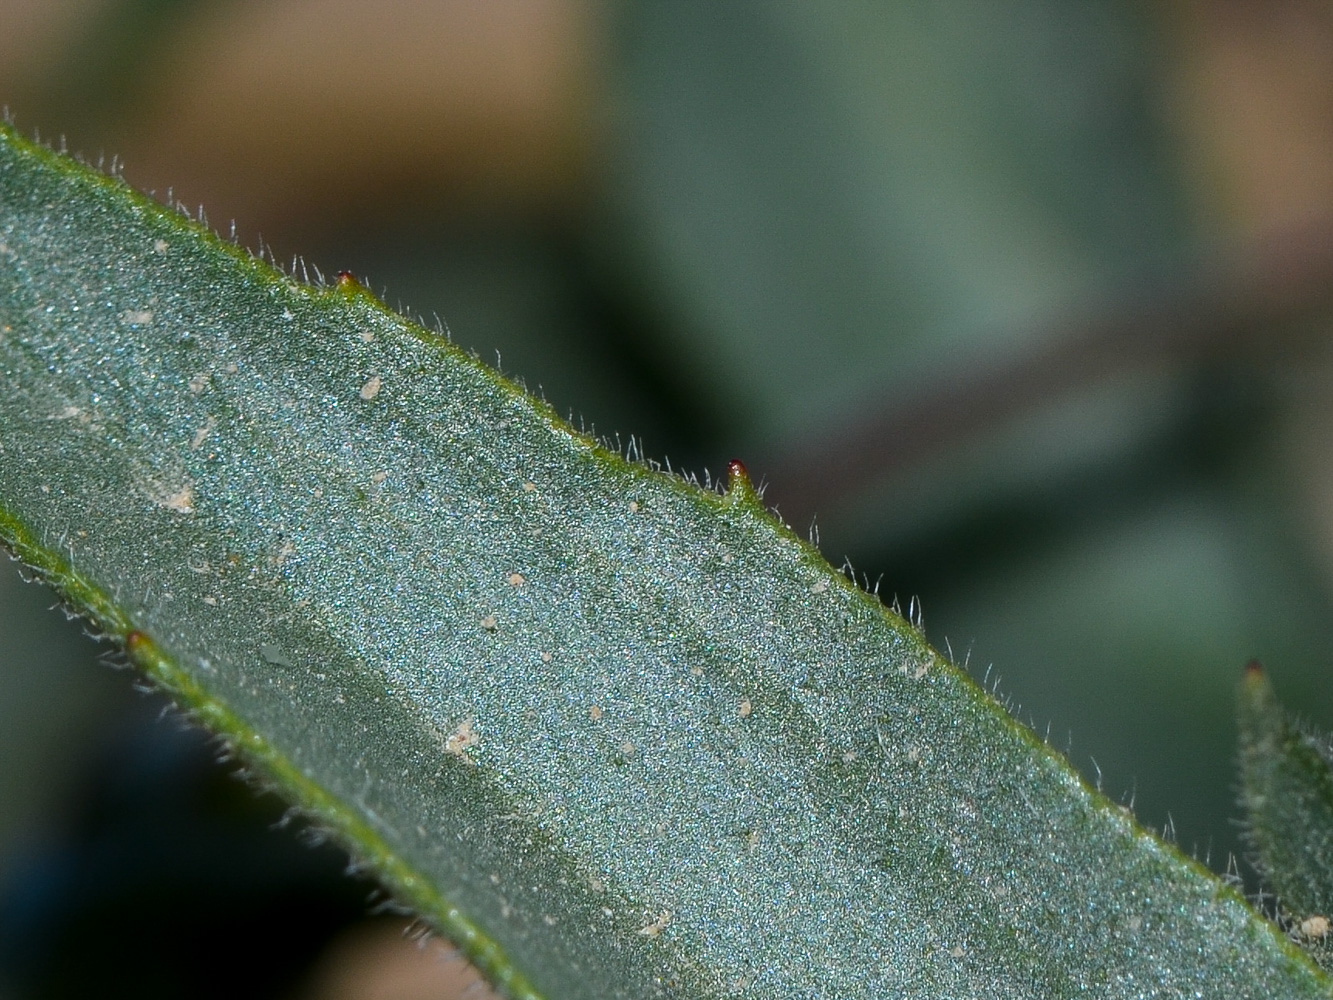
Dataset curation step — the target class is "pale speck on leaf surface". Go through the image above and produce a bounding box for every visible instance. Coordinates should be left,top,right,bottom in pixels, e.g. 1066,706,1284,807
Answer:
446,719,479,758
159,486,194,514
359,375,382,400
189,416,215,450
638,911,672,938
1302,916,1331,940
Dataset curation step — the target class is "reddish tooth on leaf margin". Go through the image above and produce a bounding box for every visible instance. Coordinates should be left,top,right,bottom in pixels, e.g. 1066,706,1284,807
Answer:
728,459,749,489
336,270,359,290
1244,659,1265,677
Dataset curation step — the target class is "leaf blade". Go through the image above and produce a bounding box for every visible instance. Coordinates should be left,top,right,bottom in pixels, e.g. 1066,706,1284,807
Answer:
1239,662,1333,967
2,123,1330,998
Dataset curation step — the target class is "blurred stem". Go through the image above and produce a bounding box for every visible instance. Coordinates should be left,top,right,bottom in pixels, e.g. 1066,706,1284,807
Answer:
761,219,1333,524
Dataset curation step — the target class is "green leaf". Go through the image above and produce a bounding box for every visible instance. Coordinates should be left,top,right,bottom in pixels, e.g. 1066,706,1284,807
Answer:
2,121,1329,998
1239,661,1333,966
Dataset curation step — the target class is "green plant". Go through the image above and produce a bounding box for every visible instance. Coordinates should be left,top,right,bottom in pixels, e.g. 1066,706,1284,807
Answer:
1239,661,1333,975
3,120,1332,997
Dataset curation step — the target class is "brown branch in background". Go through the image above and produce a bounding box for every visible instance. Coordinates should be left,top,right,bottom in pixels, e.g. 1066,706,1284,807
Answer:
757,218,1333,526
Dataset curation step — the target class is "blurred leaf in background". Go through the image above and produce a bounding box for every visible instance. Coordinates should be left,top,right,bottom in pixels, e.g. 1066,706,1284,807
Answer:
4,0,1333,996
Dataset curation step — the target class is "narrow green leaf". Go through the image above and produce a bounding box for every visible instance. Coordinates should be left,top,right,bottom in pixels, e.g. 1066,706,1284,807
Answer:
2,121,1330,998
1240,661,1333,965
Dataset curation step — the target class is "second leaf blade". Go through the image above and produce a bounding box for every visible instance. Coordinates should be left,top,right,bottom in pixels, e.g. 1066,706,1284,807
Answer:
1240,662,1333,969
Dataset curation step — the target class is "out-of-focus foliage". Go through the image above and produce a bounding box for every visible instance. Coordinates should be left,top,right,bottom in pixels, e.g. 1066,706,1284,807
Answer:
4,1,1333,995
